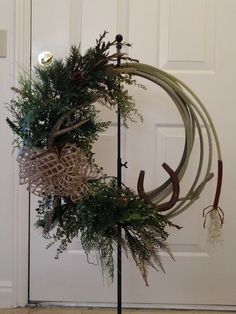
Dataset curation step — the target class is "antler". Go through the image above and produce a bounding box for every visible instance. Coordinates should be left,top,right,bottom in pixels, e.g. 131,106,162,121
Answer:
47,98,98,148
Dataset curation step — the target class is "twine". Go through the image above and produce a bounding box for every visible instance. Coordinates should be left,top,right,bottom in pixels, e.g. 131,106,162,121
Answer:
17,144,99,202
207,210,223,245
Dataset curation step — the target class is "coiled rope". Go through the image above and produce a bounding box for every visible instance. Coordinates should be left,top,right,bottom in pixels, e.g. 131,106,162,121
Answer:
116,62,223,222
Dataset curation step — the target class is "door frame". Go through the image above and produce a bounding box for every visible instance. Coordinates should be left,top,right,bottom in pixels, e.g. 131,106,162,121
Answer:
13,0,31,307
13,0,236,311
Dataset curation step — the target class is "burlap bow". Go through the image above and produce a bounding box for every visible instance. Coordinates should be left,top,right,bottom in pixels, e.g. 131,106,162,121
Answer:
17,144,99,202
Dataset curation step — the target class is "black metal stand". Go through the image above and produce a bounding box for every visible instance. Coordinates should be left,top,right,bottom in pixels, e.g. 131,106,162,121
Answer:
116,34,124,314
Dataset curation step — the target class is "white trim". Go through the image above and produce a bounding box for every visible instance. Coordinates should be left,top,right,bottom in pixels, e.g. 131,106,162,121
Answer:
0,282,13,308
14,0,31,73
0,281,12,288
116,0,129,42
69,0,82,46
13,0,31,307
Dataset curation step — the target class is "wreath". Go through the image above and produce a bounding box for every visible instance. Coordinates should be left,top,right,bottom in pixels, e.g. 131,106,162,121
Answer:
7,32,223,285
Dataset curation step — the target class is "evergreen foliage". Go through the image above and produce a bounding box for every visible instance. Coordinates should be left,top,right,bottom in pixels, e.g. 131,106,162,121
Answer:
36,178,180,285
6,31,142,150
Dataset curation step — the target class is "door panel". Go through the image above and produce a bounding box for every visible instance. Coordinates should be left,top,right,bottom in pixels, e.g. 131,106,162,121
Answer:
30,0,236,306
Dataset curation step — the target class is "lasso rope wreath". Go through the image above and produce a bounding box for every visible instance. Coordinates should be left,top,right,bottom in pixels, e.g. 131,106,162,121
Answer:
7,32,223,285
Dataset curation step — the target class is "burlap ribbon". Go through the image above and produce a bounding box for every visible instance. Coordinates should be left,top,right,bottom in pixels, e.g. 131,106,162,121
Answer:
17,144,99,202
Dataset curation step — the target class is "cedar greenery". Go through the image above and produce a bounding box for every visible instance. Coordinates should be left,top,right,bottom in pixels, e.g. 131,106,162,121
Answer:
7,31,142,150
35,179,180,285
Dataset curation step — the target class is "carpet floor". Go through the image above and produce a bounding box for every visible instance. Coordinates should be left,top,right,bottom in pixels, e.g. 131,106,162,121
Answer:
0,309,232,314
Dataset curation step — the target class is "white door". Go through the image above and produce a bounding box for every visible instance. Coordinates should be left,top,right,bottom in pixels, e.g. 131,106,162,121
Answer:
30,0,236,308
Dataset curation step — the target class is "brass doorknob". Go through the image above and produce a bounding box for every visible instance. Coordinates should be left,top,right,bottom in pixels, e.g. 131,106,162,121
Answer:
38,51,54,67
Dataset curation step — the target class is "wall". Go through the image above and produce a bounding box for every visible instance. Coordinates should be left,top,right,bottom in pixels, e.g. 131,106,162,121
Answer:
0,0,16,307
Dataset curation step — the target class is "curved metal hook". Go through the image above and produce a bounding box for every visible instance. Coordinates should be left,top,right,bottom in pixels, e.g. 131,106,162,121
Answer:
137,162,180,212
